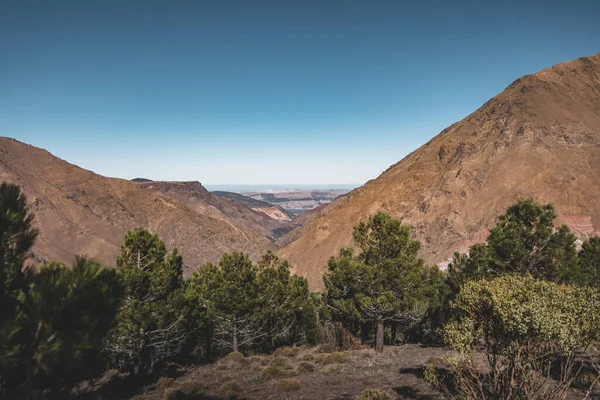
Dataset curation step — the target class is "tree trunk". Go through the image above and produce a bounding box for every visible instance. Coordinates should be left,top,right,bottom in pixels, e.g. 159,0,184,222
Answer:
376,320,384,353
233,330,239,353
391,322,397,345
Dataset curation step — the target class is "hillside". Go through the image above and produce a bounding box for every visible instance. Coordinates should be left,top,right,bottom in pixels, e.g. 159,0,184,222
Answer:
245,189,350,216
279,52,600,290
138,182,295,240
0,138,273,273
212,190,293,222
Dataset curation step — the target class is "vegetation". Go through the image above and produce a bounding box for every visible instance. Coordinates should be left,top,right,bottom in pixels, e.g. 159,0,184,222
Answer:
323,212,447,352
427,276,600,399
2,182,600,399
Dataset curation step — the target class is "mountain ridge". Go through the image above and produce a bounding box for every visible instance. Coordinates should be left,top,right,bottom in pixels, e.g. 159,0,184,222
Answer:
0,137,274,274
279,52,600,289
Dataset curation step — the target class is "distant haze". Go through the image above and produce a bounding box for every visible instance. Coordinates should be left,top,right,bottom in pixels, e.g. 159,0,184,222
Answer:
205,184,358,193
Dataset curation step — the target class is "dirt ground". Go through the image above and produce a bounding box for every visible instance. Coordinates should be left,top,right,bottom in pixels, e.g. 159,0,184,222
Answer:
81,344,598,400
102,344,450,400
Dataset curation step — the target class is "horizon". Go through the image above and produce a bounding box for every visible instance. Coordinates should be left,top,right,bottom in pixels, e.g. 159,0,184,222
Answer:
2,0,600,185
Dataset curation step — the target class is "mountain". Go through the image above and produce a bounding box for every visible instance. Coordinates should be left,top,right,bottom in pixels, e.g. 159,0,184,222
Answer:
279,52,600,290
212,191,293,222
138,182,294,240
244,189,351,216
131,177,153,183
0,138,274,274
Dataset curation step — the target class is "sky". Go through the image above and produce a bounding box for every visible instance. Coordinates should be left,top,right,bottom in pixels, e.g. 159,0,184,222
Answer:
1,0,599,186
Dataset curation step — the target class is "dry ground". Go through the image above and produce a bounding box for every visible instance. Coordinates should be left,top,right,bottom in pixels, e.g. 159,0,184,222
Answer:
90,344,451,400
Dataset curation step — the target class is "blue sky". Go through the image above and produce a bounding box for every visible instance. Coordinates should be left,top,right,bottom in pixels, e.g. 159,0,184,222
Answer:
1,0,599,185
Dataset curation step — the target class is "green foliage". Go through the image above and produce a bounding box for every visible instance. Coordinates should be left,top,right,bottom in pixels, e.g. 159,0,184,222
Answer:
105,229,189,375
449,200,578,287
0,183,121,398
435,275,600,399
577,236,600,287
187,251,316,355
324,212,447,351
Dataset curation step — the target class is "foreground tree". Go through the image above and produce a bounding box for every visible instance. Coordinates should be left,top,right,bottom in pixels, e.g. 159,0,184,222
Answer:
449,200,578,287
15,258,121,398
426,275,600,400
324,212,446,352
104,229,188,375
0,183,38,395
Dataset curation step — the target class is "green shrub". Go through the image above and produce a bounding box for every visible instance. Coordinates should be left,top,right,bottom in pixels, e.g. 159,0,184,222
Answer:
277,379,302,392
355,388,394,400
429,275,600,400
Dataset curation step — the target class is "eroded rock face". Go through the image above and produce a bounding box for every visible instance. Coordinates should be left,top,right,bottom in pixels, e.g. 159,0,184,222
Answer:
279,53,600,290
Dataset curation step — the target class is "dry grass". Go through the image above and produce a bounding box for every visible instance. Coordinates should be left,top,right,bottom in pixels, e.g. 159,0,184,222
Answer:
299,362,315,372
155,376,174,390
277,378,302,392
219,381,243,399
316,351,349,365
355,388,394,400
273,346,296,357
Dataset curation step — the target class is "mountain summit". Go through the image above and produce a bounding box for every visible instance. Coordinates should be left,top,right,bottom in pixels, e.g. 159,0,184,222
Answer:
279,53,600,289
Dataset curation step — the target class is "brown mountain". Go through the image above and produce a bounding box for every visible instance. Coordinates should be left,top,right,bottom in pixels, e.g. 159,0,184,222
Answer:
137,182,295,241
0,137,274,274
279,52,600,290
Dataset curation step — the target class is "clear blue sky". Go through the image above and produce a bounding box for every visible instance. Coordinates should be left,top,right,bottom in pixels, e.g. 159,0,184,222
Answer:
1,0,599,185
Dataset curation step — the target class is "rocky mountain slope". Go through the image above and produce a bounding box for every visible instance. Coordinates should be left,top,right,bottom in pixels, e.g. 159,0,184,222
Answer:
212,190,293,222
0,138,274,274
245,189,350,216
138,182,294,240
279,53,600,290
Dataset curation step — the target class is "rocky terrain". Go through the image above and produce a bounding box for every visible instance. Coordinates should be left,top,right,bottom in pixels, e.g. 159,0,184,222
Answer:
137,182,295,241
244,189,350,216
212,191,294,222
279,52,600,290
0,138,276,273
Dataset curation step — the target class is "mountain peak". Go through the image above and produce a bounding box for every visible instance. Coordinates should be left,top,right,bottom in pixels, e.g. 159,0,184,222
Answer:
279,52,600,290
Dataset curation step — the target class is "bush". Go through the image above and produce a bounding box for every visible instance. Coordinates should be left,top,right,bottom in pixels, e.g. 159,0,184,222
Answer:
156,376,175,390
277,379,302,392
317,351,348,365
219,381,242,399
163,387,183,400
273,346,296,357
299,362,315,372
223,351,245,363
355,388,394,400
428,275,600,400
260,365,298,380
269,357,293,369
179,380,204,396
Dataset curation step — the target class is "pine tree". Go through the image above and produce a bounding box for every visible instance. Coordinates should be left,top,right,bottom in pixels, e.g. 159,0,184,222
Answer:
104,229,188,375
324,212,444,352
449,200,579,287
